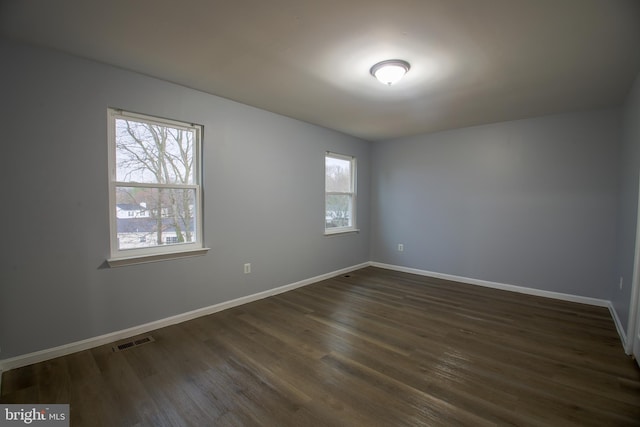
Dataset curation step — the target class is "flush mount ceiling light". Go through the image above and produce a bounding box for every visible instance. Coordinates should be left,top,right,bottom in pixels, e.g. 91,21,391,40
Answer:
370,59,411,85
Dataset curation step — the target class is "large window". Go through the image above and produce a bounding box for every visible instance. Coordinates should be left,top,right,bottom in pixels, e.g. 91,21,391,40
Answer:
325,152,357,234
108,109,204,264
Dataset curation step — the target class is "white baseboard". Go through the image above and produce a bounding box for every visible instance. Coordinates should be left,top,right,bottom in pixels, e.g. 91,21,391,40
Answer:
0,262,370,373
370,262,630,347
370,262,611,307
1,260,627,375
608,302,628,352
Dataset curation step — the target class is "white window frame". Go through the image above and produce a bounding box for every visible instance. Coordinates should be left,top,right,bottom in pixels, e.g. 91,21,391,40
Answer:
107,109,207,266
324,151,358,235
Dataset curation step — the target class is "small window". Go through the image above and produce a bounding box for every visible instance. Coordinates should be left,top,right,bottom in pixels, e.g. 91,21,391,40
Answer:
325,152,357,234
108,109,204,263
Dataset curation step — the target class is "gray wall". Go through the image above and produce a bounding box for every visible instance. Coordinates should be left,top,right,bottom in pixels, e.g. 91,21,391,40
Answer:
371,110,621,299
0,39,370,360
0,36,634,362
614,72,640,332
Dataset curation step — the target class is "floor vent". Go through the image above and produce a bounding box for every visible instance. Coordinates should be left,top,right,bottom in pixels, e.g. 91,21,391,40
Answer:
112,335,155,352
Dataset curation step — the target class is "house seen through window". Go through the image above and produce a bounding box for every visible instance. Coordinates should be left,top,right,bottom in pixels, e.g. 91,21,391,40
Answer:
108,109,204,262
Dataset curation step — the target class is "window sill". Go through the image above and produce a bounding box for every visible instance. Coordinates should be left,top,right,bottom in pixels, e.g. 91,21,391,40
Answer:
107,248,210,267
324,228,360,236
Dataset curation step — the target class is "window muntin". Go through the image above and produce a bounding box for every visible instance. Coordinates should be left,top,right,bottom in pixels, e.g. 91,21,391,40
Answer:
325,152,356,233
108,109,203,260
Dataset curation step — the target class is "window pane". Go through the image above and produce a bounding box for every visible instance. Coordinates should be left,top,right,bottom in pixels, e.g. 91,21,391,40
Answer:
115,186,197,250
115,118,195,185
325,156,352,192
325,194,352,228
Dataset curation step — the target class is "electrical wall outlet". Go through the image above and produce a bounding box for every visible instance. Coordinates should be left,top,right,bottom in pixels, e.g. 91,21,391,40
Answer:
619,276,623,290
244,263,251,274
398,244,404,252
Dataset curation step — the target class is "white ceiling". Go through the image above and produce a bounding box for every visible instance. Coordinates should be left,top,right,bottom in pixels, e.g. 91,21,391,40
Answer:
1,0,639,141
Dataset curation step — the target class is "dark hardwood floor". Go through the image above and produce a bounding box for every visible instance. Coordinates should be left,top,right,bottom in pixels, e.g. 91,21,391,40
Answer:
2,267,640,426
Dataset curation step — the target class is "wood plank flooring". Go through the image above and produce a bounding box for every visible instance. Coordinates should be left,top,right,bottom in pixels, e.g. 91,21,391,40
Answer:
2,266,640,426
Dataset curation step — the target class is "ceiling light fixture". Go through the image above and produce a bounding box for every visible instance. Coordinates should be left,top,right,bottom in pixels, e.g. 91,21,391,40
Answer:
370,59,411,86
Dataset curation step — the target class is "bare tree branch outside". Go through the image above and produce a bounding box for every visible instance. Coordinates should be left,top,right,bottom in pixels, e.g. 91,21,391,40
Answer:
114,117,197,249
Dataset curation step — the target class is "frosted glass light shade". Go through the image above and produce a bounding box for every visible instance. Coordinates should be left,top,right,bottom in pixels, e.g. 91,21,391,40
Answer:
370,60,410,85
